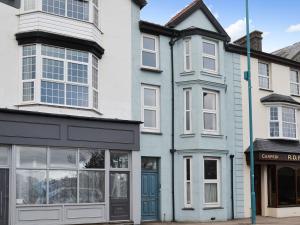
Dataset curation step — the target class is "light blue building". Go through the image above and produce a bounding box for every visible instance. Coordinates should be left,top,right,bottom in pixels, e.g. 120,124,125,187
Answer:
132,0,245,222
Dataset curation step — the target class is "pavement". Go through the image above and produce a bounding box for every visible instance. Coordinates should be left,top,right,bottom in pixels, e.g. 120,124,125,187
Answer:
142,216,300,225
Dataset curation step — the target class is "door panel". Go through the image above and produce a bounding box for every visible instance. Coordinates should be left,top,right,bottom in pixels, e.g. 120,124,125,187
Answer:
0,169,9,225
110,172,130,221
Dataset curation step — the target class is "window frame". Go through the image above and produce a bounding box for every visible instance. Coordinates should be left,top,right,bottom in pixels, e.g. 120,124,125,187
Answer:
141,84,160,132
258,61,271,90
183,156,192,208
20,44,100,110
203,157,221,207
202,39,218,74
268,105,298,140
141,34,160,70
290,69,300,96
202,90,219,135
183,38,192,72
183,88,192,134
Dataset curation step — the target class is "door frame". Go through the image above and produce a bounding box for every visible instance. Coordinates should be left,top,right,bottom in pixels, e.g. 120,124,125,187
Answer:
0,146,10,225
141,157,160,222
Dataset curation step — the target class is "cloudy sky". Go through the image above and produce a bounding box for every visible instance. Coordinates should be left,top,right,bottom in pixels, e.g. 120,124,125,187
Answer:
141,0,300,53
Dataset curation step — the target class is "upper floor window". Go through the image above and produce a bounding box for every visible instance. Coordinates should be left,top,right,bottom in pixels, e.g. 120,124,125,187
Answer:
269,106,297,139
141,84,160,132
184,39,192,72
290,70,300,96
203,90,219,134
183,88,192,134
21,44,99,110
92,0,99,27
204,158,220,207
258,62,270,90
141,34,159,69
202,40,218,73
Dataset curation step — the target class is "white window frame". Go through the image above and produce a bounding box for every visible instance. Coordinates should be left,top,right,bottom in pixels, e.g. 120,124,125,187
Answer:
183,88,192,134
258,61,271,90
202,90,219,134
183,38,192,72
19,44,100,110
290,69,300,96
141,34,159,70
183,157,192,208
141,84,160,132
203,157,220,207
268,105,298,140
202,39,218,74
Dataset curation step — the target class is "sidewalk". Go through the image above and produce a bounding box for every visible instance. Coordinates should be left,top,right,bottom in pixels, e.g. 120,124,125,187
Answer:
142,216,300,225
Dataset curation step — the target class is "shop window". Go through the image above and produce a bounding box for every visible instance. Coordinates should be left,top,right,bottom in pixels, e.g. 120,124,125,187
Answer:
110,152,129,169
267,165,277,207
0,146,9,166
278,167,296,205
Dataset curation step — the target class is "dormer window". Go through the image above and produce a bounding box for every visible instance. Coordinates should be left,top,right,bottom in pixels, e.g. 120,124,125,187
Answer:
269,106,297,140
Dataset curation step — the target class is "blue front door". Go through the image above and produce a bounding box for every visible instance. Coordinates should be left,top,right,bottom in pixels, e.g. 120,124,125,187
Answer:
141,157,159,221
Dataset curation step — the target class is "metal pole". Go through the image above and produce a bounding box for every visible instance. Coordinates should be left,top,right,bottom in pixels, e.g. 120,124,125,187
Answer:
245,0,256,224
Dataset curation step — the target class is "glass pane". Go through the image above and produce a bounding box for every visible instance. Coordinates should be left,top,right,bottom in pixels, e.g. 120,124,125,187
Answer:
204,160,217,180
50,149,77,168
268,165,277,207
259,76,270,89
291,70,299,83
185,55,191,70
283,122,297,138
291,83,300,95
144,109,156,128
258,62,269,76
204,183,218,203
79,171,105,203
203,42,216,56
0,146,9,166
67,62,88,84
186,111,191,131
49,170,77,204
16,170,47,205
22,57,36,80
203,57,216,71
67,0,89,21
110,173,128,198
110,152,129,169
144,88,156,106
79,149,105,169
66,84,89,107
186,182,191,204
143,37,155,51
270,107,278,120
278,167,296,205
66,49,89,63
203,92,216,110
42,45,65,59
185,40,190,55
42,58,64,80
23,45,36,57
186,158,191,181
141,157,158,170
204,113,217,131
185,90,190,110
142,51,156,68
270,122,280,137
42,0,65,16
23,82,34,101
16,147,47,168
41,81,65,105
282,107,296,123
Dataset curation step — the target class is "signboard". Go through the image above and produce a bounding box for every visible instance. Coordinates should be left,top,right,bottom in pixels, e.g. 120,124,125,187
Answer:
258,152,300,162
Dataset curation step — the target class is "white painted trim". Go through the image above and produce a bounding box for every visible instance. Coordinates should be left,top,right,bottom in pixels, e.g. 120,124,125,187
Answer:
183,88,192,134
141,34,160,70
202,39,218,74
183,156,192,208
202,89,219,135
203,157,220,207
183,39,192,72
141,84,161,132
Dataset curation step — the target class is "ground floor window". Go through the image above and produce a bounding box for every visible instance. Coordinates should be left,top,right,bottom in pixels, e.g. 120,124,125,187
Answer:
268,165,300,207
204,157,220,206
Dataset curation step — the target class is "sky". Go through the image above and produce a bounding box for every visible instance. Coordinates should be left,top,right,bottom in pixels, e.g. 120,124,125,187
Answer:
141,0,300,53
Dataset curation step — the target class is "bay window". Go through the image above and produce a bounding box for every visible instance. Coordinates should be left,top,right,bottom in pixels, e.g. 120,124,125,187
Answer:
141,85,160,132
183,88,192,134
16,146,105,205
204,158,220,206
258,62,270,90
184,39,192,72
202,40,218,73
203,90,219,134
21,44,99,110
269,106,297,139
290,70,300,96
184,157,192,208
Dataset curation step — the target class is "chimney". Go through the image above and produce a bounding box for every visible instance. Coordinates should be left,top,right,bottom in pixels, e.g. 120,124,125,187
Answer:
233,30,263,51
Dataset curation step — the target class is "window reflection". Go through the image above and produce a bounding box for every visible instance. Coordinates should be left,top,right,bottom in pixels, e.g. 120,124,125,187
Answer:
110,152,129,169
50,149,77,168
16,146,47,168
79,149,105,169
110,173,128,199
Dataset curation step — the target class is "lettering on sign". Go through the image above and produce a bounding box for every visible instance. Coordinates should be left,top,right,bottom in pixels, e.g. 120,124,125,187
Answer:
258,152,300,162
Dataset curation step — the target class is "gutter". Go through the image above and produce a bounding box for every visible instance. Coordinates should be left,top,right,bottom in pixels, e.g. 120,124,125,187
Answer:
230,154,235,219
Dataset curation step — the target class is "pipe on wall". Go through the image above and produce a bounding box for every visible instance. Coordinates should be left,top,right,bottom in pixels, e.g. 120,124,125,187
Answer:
230,154,235,219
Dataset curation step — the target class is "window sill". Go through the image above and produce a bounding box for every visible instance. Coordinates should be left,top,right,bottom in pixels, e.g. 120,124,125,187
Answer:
141,67,163,73
182,207,195,210
180,133,195,138
203,206,223,210
201,133,224,139
259,88,274,92
141,131,163,135
180,71,195,76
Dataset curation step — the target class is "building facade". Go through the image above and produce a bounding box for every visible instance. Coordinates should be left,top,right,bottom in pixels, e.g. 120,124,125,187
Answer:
0,0,145,224
228,32,300,218
133,0,245,222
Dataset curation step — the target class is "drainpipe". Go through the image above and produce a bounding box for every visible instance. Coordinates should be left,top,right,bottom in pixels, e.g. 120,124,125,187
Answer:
230,155,235,219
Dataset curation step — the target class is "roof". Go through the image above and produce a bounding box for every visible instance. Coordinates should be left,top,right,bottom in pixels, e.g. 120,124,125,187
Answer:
273,42,300,63
248,139,300,154
260,93,300,106
165,0,230,41
132,0,147,9
0,108,142,124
